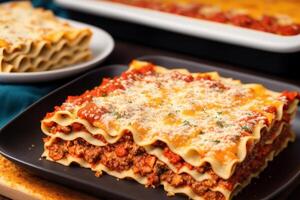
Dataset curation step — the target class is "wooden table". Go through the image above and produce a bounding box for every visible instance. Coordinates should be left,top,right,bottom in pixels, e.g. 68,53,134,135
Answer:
0,40,299,200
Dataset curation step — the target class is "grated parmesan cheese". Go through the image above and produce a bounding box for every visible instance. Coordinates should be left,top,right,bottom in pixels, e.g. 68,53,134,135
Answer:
92,69,284,155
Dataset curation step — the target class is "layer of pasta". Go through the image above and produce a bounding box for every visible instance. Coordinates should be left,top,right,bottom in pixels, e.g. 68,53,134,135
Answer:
0,2,92,73
41,60,299,200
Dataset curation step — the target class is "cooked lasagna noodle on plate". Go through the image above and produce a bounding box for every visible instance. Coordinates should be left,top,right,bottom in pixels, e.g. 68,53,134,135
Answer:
0,2,92,73
106,0,300,36
41,60,299,200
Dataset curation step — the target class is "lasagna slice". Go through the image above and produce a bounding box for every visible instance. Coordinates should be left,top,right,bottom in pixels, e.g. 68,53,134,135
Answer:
0,2,92,73
41,60,299,200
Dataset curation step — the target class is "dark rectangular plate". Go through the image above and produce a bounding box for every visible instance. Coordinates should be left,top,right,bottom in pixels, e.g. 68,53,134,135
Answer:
0,56,299,200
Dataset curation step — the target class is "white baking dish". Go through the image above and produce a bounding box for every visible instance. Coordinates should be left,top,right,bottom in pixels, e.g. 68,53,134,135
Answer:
55,0,300,53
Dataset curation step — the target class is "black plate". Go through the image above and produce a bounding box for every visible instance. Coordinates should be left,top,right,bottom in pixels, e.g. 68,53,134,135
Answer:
0,56,299,200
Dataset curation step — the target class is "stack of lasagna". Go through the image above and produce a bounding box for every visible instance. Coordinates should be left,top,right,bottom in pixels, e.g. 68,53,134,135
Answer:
0,2,92,73
41,60,299,200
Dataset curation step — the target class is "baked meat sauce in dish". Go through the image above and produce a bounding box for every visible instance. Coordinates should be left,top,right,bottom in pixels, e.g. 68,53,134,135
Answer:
106,0,300,36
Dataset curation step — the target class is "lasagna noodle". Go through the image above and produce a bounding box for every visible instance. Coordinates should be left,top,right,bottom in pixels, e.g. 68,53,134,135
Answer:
41,98,296,180
162,127,294,200
41,118,293,182
42,122,294,200
231,129,295,199
42,140,227,200
0,2,92,73
41,116,293,183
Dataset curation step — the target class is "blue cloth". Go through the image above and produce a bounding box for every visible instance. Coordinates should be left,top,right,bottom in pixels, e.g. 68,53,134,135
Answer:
0,84,56,128
0,0,68,17
0,0,67,128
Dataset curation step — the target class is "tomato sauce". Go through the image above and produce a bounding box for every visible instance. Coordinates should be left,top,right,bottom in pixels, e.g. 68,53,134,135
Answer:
281,91,300,102
45,64,155,119
163,147,182,164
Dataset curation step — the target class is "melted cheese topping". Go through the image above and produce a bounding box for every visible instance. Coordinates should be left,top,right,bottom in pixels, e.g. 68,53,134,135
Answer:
87,61,285,169
0,2,90,48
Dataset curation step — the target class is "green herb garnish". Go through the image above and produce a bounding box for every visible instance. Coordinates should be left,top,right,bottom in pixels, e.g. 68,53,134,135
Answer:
168,113,174,117
183,120,191,126
212,140,220,144
241,125,251,132
113,112,122,119
216,120,224,128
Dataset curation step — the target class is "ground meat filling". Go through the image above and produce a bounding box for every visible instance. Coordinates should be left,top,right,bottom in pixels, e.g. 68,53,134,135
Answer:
46,123,291,200
46,133,225,200
221,125,292,190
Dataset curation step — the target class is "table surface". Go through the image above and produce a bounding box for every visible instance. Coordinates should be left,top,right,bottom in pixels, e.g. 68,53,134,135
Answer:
0,39,299,200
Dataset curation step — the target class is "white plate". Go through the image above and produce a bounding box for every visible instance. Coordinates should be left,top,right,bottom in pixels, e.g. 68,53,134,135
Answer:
56,0,300,53
0,18,114,83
